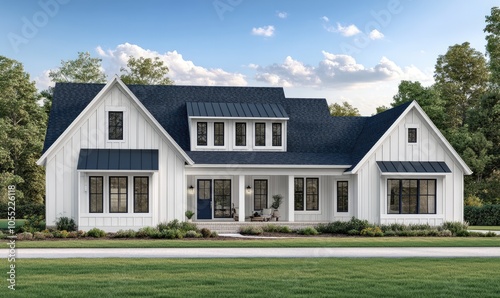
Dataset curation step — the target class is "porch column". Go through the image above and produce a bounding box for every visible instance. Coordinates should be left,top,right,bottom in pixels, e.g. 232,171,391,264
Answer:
238,175,245,222
288,175,295,222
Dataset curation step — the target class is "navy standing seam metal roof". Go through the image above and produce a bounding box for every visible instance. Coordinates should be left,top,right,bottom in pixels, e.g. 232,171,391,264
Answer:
376,161,451,173
43,83,414,167
77,149,159,170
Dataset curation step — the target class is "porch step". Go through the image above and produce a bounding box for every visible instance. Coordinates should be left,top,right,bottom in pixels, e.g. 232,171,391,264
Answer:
195,221,327,234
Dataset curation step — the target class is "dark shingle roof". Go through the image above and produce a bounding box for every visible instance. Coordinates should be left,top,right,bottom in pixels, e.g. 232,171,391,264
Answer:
43,83,410,167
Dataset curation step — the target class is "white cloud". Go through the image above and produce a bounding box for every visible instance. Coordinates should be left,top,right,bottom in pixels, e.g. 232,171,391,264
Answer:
369,29,384,40
34,69,53,90
253,51,431,88
95,43,247,86
251,25,275,37
321,16,329,22
277,11,287,19
335,23,361,37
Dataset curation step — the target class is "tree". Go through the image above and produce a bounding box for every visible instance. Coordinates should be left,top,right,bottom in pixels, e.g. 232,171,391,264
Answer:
0,56,47,205
374,105,389,114
434,42,489,128
485,7,500,88
328,101,360,116
49,52,107,83
391,80,445,130
120,56,174,85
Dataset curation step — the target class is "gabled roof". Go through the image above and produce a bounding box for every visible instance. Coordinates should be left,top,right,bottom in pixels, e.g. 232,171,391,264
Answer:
186,102,288,118
40,80,470,172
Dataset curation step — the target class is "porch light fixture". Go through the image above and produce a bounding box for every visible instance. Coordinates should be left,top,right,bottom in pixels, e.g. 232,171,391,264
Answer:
188,185,194,194
246,185,251,193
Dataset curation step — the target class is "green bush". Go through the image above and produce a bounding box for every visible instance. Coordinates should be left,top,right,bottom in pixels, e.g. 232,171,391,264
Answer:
383,230,397,237
136,226,158,238
114,229,137,238
464,205,500,225
439,229,453,237
262,224,292,233
33,231,45,240
54,230,69,238
0,231,5,239
442,221,469,236
360,227,383,237
316,217,371,235
0,201,44,218
185,230,201,238
180,221,198,232
200,228,213,238
86,228,106,238
347,229,359,236
159,229,184,239
239,226,263,235
485,231,497,237
297,227,319,235
211,231,218,238
55,216,77,232
17,232,33,240
22,214,46,233
67,231,78,238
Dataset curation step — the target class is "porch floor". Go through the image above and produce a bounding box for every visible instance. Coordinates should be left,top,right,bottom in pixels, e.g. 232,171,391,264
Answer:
195,221,328,233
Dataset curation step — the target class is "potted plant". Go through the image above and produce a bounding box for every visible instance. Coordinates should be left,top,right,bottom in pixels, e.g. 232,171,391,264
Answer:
185,210,195,222
271,194,283,220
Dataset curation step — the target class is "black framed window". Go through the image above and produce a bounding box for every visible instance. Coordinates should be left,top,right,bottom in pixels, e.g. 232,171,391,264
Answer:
108,111,123,140
254,180,268,210
134,177,149,213
408,128,417,143
255,123,266,146
306,178,319,211
294,178,304,211
89,176,103,213
214,179,231,218
197,122,207,146
337,181,348,212
387,179,436,214
235,123,246,146
214,122,224,146
110,176,127,213
272,123,282,146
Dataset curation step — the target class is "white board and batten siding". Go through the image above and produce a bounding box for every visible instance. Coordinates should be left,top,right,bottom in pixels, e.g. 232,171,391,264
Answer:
354,107,464,226
44,84,187,232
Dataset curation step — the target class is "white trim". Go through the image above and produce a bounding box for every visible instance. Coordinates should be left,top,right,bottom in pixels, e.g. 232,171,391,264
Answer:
346,101,472,175
77,169,158,173
37,77,194,166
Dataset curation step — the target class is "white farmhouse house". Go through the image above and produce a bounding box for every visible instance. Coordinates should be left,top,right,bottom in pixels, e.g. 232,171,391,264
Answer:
37,77,471,232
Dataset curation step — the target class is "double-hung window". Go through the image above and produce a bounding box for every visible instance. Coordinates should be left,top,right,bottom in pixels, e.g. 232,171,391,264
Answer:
337,181,348,212
197,122,207,146
214,122,224,146
272,123,282,146
255,123,266,146
294,178,319,211
108,111,123,140
235,123,246,146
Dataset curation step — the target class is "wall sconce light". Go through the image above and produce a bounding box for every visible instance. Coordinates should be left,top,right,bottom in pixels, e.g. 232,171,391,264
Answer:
188,185,194,194
246,185,251,193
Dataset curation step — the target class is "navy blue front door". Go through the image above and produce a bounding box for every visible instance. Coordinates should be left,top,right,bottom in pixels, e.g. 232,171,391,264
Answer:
197,179,212,219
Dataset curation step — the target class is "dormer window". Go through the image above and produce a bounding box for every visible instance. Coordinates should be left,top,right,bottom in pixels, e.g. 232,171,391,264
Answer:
197,122,207,146
272,123,282,146
108,111,123,140
214,122,224,146
255,123,266,146
235,123,246,146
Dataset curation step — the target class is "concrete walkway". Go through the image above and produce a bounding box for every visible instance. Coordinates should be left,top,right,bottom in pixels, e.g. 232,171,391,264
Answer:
8,247,500,259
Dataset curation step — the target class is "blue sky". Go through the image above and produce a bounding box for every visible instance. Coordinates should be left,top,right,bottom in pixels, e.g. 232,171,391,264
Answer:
1,0,498,114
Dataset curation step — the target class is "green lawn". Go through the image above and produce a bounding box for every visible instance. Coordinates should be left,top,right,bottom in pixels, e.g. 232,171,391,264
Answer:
0,219,25,230
470,226,500,231
2,258,500,297
5,237,500,248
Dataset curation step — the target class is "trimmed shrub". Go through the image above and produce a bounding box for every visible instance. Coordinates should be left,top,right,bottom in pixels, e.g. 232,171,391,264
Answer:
239,226,263,235
360,227,383,237
33,232,46,240
114,229,137,238
67,231,78,238
440,229,453,237
442,221,469,236
297,227,319,235
200,228,213,238
211,231,218,238
464,205,500,225
347,229,359,236
136,226,158,238
485,231,497,237
179,221,198,232
86,228,106,238
54,230,69,238
185,230,201,238
383,230,397,237
55,217,77,232
17,232,33,240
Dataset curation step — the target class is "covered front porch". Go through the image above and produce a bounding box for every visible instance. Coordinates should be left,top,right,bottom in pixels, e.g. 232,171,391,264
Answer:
185,166,353,225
